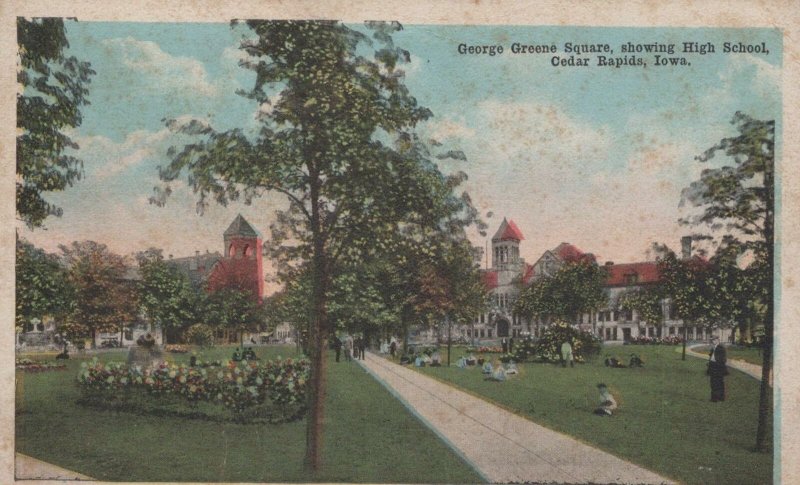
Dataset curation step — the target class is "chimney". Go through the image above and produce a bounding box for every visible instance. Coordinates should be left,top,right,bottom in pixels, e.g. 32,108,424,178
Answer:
169,254,173,259
195,250,200,257
681,236,692,259
605,261,614,266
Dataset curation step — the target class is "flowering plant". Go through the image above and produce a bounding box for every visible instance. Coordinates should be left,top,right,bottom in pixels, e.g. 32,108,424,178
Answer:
165,344,190,353
77,356,310,421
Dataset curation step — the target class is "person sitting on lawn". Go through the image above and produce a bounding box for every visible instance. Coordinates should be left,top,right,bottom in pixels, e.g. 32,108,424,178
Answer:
244,348,258,360
400,354,411,365
456,356,468,368
485,360,506,381
629,353,644,368
414,355,426,367
232,348,242,362
466,353,477,366
430,350,442,367
505,361,519,374
593,383,618,417
482,360,493,374
604,355,625,368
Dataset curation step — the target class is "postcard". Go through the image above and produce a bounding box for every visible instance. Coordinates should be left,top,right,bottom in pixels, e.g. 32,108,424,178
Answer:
3,1,798,484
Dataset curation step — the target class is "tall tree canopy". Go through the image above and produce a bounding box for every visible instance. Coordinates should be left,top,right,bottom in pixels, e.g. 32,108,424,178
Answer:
679,112,774,452
515,260,607,326
156,21,482,470
17,18,94,228
61,241,138,347
16,238,74,331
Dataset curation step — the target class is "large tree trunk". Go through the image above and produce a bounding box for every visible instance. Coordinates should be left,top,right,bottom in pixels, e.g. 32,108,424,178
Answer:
304,173,330,473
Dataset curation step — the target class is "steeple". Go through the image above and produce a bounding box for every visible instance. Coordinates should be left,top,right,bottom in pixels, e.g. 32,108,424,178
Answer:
491,218,524,269
224,214,261,238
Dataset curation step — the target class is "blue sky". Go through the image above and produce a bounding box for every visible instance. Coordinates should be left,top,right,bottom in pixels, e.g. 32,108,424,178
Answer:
18,22,781,286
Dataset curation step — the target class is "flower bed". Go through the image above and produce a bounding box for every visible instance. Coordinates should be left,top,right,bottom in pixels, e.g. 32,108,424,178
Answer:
627,335,684,345
16,358,67,372
77,357,310,422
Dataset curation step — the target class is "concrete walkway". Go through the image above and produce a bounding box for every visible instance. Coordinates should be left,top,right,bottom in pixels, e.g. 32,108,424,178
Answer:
685,345,768,382
359,353,673,484
15,453,94,481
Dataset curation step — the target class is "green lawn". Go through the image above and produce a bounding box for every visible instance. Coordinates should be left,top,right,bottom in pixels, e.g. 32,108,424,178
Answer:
691,345,765,366
16,345,482,483
417,345,772,485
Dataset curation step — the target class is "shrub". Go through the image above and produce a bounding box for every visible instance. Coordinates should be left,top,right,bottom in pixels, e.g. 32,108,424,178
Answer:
76,357,310,423
184,324,215,348
534,320,601,363
15,358,67,372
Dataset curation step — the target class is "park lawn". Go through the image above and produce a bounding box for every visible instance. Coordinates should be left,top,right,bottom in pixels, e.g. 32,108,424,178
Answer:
418,344,772,485
691,345,765,366
16,345,482,483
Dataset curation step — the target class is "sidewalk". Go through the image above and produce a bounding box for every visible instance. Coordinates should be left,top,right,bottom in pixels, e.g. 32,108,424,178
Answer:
15,453,94,481
685,345,768,382
359,353,673,484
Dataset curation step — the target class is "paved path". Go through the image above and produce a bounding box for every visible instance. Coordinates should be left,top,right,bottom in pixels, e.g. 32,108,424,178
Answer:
359,352,673,484
15,453,94,481
685,345,768,382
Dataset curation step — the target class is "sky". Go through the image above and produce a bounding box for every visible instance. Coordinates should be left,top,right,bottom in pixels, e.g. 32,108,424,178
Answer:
18,21,781,287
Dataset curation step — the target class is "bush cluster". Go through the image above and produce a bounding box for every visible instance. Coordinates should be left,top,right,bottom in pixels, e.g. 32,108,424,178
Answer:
512,321,601,363
77,357,310,422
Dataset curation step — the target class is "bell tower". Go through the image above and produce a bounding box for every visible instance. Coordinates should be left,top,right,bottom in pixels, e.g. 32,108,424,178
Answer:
220,214,264,303
491,218,524,270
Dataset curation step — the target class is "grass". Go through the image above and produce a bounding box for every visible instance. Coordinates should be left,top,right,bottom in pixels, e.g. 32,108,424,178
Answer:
416,345,772,485
691,345,765,366
16,345,482,483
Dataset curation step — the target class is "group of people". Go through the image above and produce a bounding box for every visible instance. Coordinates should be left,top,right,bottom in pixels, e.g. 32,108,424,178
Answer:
231,347,258,362
332,334,366,362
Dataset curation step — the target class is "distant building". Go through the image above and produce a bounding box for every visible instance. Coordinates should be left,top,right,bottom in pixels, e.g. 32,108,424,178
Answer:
453,219,731,344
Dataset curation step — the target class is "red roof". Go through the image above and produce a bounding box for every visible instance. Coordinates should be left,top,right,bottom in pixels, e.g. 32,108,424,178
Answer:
605,262,660,287
522,264,535,284
482,270,499,290
554,243,596,263
492,218,524,241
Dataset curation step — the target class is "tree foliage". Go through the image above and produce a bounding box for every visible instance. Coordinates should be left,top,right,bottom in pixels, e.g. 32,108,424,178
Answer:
60,241,138,346
156,20,482,470
679,112,774,452
515,261,607,325
15,238,74,331
136,249,204,335
17,18,95,228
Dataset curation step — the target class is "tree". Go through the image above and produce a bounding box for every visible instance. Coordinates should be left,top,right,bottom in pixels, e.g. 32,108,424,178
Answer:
61,241,138,348
618,287,664,335
155,21,481,470
515,260,607,327
15,238,74,332
680,112,774,452
17,18,95,228
655,247,713,359
137,249,204,343
206,287,264,347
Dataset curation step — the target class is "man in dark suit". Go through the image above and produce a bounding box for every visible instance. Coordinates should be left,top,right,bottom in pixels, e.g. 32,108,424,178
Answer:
708,336,728,402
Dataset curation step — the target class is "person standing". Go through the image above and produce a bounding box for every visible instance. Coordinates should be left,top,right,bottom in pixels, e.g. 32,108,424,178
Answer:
357,336,366,360
344,335,354,362
707,336,728,402
560,340,574,368
333,335,343,363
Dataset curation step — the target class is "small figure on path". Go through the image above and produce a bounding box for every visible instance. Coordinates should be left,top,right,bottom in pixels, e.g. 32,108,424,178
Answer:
357,336,366,360
561,340,574,368
509,337,515,353
594,383,617,416
501,338,508,353
707,336,728,402
344,335,354,362
56,340,70,360
333,335,343,362
389,338,397,357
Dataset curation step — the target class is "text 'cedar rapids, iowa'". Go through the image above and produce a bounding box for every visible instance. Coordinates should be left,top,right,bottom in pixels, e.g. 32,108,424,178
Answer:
457,41,771,67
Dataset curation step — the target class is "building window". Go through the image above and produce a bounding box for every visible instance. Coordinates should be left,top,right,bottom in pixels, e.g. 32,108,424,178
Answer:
229,244,236,257
624,273,639,285
243,244,251,257
488,329,493,338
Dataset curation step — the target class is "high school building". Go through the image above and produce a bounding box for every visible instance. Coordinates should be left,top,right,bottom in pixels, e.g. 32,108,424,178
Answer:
456,218,731,343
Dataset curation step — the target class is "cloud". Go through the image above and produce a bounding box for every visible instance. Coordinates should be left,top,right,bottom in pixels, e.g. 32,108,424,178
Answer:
102,37,219,97
77,129,172,180
427,119,476,142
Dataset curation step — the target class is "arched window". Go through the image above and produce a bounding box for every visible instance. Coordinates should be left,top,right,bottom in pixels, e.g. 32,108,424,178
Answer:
243,244,251,258
229,244,236,257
